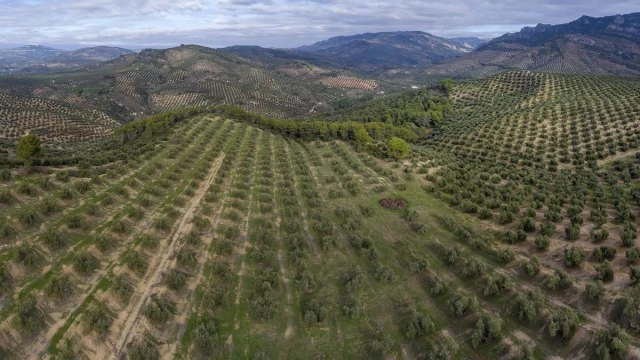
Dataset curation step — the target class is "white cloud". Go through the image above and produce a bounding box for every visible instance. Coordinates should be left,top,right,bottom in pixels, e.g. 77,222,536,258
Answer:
0,0,638,48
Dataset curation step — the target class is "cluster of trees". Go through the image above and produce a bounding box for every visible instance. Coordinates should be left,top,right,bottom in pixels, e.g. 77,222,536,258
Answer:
319,88,453,127
114,105,415,159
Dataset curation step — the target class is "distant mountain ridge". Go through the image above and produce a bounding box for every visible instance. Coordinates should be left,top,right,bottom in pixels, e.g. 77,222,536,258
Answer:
417,12,640,79
294,31,484,73
482,12,640,49
0,45,134,74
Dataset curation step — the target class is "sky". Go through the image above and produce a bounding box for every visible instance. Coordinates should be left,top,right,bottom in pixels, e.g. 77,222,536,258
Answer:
0,0,638,50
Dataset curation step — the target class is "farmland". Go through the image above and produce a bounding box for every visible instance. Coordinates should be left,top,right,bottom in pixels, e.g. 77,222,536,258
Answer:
0,67,638,359
0,45,383,153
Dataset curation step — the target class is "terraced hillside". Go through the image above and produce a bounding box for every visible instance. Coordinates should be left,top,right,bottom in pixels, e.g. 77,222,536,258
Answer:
0,45,380,150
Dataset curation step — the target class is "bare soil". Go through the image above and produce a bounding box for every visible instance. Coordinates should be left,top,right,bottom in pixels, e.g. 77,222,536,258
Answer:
379,198,407,210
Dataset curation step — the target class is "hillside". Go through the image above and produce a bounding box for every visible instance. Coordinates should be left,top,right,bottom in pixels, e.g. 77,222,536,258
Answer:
0,45,383,150
0,71,638,359
296,31,476,73
417,12,640,79
0,46,134,74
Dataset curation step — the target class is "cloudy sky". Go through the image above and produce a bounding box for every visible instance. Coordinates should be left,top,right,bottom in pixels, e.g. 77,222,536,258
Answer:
0,0,638,49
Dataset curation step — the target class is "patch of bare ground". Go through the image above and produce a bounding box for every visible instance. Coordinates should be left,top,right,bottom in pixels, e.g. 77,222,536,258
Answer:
379,198,407,210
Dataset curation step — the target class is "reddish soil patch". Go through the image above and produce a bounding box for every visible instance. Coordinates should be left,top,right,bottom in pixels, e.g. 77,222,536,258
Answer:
379,198,407,210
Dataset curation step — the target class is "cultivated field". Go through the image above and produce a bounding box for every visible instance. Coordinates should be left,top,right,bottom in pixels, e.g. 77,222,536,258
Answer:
0,71,638,359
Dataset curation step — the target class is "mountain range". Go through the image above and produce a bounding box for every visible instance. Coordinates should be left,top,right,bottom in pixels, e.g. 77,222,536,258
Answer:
221,32,486,74
0,11,639,139
0,45,134,74
417,12,640,79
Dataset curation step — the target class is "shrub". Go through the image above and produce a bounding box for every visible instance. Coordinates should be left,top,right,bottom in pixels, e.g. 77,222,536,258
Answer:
342,296,362,320
519,217,536,232
585,281,605,302
447,294,479,316
14,244,39,268
524,256,540,276
127,206,144,220
137,234,157,249
495,248,515,264
192,316,218,352
153,217,170,231
176,248,198,269
590,228,609,242
72,181,91,193
65,214,84,229
83,302,112,335
595,261,614,282
123,250,147,275
73,252,98,274
0,189,13,204
343,269,366,292
462,258,486,278
248,294,277,320
60,187,73,200
95,233,114,252
444,246,460,265
165,269,187,291
626,248,640,263
144,296,176,324
14,296,43,334
128,339,159,360
44,273,72,299
593,246,617,262
498,211,515,224
42,229,66,249
17,207,37,226
302,299,327,325
483,274,512,297
595,325,630,360
515,290,545,324
17,182,36,196
564,247,585,267
359,205,375,217
534,235,550,251
369,333,395,354
111,219,129,234
0,169,11,182
374,263,398,283
546,269,573,290
565,224,580,241
113,275,132,302
505,230,526,244
470,315,502,348
202,287,228,308
548,307,580,340
406,311,434,339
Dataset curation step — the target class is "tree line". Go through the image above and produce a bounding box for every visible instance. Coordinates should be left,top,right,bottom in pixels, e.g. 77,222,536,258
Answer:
116,104,415,159
319,87,453,127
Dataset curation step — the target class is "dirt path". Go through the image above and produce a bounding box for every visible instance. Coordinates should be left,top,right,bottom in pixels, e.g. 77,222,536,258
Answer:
597,149,638,166
111,152,225,359
308,102,322,114
20,143,222,359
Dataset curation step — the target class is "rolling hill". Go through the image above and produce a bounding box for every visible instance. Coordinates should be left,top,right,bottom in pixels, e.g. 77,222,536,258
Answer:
0,45,382,150
417,12,640,79
0,71,638,359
